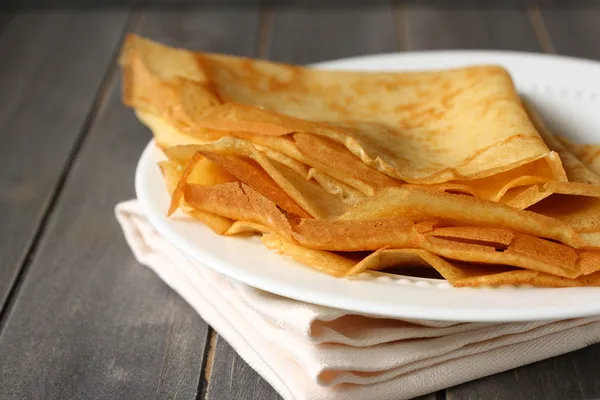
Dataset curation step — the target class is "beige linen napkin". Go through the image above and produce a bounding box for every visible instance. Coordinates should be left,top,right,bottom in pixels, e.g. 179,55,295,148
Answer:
116,199,600,400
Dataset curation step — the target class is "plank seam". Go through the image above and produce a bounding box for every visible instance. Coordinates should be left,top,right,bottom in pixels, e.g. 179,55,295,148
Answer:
256,3,274,59
155,295,178,399
0,12,14,36
527,5,556,54
0,9,141,334
393,1,409,51
568,352,586,399
437,388,448,400
197,328,217,400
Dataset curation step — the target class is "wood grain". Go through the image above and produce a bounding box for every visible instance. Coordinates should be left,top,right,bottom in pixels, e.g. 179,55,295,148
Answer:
541,8,600,59
0,71,212,400
0,12,130,315
446,356,584,400
136,7,260,56
0,12,11,34
206,336,281,400
268,4,397,64
0,9,260,400
404,7,541,51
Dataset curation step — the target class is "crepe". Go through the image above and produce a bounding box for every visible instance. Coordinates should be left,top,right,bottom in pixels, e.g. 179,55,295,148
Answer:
262,234,597,287
120,34,567,195
162,143,600,286
470,100,600,211
493,102,600,250
164,137,348,218
556,136,600,176
171,164,600,280
158,157,235,234
123,35,600,287
526,129,600,244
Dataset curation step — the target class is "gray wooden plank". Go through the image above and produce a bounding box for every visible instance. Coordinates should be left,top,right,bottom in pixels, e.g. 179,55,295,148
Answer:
446,356,584,400
0,12,130,313
268,4,397,64
564,346,600,399
203,6,440,400
415,394,440,400
405,8,541,51
0,77,210,399
0,12,12,33
137,7,261,54
206,336,281,400
404,7,585,400
0,9,261,400
541,8,600,59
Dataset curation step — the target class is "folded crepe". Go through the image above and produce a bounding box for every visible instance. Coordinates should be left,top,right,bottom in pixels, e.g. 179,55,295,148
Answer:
157,131,600,288
159,151,600,285
121,34,600,287
555,136,600,176
496,100,600,208
119,34,567,198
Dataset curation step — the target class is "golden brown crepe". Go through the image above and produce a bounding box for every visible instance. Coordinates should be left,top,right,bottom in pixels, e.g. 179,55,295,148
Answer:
123,34,600,287
163,146,600,286
164,138,348,218
172,167,600,279
120,34,566,193
263,234,598,287
497,103,600,248
497,100,600,209
556,136,600,176
158,157,235,234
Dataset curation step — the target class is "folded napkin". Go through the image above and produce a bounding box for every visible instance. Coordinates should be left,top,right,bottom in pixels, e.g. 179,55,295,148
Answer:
116,200,600,400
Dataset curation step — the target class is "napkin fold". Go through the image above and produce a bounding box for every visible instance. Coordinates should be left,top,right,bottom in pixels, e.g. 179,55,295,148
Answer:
116,200,600,400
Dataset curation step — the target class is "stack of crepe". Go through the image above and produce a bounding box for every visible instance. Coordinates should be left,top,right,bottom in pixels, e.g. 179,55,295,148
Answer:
120,34,600,288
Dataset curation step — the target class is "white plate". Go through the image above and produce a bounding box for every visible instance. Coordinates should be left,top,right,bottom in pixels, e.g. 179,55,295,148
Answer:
136,50,600,322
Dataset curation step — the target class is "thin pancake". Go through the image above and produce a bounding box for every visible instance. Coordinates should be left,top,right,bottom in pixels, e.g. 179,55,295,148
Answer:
499,101,600,211
157,158,234,234
487,100,600,209
143,109,364,206
293,133,402,196
166,137,347,218
338,187,594,248
524,100,600,185
263,237,591,287
120,34,566,190
556,136,600,176
183,182,293,236
289,219,588,278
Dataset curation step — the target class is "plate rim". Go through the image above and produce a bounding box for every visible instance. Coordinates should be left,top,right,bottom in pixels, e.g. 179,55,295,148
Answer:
134,49,600,322
309,48,600,69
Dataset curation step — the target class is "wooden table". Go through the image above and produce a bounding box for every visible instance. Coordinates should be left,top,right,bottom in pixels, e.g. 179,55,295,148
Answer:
2,5,600,399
